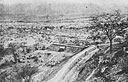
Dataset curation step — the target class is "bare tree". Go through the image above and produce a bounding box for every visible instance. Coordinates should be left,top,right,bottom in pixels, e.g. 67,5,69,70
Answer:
89,10,128,54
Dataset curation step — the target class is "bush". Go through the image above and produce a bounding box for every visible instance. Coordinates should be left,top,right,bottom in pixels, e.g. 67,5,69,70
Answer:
0,65,38,82
17,65,38,82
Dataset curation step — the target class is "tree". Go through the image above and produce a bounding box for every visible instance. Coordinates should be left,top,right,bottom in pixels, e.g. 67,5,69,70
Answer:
8,43,18,62
89,30,102,45
89,11,128,54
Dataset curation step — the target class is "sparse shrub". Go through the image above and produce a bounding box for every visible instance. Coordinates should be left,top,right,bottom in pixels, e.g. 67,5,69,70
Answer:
17,65,38,82
0,44,4,57
0,71,8,82
0,65,38,82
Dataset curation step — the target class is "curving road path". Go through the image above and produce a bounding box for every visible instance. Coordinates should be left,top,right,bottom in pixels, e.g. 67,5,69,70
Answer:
47,45,98,82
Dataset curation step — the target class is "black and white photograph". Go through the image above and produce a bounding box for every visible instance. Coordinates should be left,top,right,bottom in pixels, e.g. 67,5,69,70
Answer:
0,0,128,82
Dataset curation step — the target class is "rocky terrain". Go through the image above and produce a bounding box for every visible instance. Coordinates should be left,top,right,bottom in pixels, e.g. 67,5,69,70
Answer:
0,2,128,82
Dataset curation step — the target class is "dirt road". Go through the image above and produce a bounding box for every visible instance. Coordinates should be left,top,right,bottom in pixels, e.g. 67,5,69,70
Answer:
47,45,98,82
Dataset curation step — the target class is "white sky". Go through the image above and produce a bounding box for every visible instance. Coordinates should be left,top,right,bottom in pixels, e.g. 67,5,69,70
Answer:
0,0,128,5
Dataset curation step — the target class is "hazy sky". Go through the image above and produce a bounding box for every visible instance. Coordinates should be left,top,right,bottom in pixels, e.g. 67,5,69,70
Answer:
0,0,128,5
0,0,84,4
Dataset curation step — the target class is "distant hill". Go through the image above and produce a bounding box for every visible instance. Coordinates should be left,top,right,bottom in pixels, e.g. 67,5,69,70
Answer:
0,3,127,21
